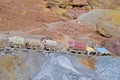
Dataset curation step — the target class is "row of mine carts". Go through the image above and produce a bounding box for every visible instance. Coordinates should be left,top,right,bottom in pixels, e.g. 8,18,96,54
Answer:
2,36,111,56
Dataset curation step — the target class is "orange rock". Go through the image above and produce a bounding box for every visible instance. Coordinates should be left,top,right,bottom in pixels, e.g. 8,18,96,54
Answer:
81,57,95,70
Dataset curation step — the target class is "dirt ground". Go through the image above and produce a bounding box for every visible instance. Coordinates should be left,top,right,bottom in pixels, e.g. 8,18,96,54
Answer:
0,0,104,43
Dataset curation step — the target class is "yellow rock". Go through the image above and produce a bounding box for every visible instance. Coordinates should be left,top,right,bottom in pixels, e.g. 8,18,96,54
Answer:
81,57,95,70
0,55,19,80
22,11,27,15
116,6,120,10
97,25,112,38
101,10,120,25
82,6,91,10
13,36,24,44
53,7,67,15
97,10,120,37
109,11,120,25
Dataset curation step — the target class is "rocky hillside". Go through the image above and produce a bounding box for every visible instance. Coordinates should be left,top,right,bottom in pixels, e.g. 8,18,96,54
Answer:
0,0,120,80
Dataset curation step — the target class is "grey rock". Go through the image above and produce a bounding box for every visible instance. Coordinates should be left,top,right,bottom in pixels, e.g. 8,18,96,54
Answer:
77,9,106,24
33,52,103,80
95,56,120,80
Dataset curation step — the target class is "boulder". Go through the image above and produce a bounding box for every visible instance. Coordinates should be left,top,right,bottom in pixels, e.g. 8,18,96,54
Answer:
97,10,120,37
78,9,120,37
96,25,112,38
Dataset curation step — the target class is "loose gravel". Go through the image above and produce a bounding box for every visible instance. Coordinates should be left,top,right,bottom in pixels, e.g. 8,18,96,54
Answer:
95,56,120,80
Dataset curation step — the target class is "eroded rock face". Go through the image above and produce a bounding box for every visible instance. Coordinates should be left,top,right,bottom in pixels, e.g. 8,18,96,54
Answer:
46,0,89,19
46,0,88,8
46,0,70,9
69,0,88,8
